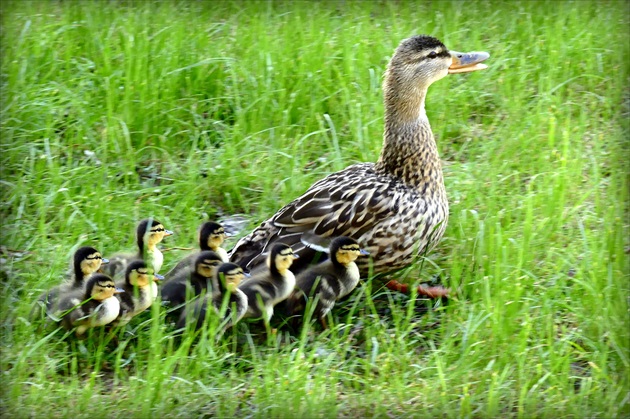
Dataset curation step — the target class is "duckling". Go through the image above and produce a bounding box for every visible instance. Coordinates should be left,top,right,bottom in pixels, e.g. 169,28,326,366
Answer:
230,36,488,297
112,260,163,326
103,218,173,279
176,262,248,331
163,221,228,281
161,251,223,318
52,274,124,335
32,246,109,319
238,243,298,327
285,236,369,329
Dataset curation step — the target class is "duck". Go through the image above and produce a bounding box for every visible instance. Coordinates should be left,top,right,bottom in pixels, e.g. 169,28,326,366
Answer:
163,221,228,281
51,273,124,335
161,250,223,319
112,260,163,326
176,262,248,331
229,35,489,297
238,243,298,328
32,246,109,319
285,236,369,328
103,218,172,298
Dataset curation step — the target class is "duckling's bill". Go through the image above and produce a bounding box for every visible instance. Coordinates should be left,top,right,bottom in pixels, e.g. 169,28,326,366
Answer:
448,51,489,74
153,273,165,281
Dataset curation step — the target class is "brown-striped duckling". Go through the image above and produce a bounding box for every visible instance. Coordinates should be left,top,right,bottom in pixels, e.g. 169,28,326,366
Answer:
238,243,298,329
112,260,163,326
32,246,109,319
52,274,124,335
161,251,223,319
285,236,368,329
164,221,228,281
103,218,173,279
176,262,248,331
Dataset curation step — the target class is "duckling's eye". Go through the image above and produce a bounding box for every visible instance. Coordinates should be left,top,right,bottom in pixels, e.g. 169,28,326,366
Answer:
427,51,438,59
152,228,165,233
86,255,102,260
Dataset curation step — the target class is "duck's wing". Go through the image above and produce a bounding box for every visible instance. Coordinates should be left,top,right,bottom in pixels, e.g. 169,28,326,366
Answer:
229,163,394,273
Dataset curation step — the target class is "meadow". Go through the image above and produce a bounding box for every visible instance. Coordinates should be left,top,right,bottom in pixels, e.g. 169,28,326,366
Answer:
1,0,628,417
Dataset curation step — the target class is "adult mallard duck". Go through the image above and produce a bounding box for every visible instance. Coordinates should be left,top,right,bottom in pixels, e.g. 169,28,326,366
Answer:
229,35,489,295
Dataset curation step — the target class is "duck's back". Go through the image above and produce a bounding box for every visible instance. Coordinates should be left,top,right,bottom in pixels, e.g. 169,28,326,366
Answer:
229,162,447,277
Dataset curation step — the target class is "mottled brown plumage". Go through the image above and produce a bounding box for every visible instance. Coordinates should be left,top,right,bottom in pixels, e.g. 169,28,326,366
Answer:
229,35,489,294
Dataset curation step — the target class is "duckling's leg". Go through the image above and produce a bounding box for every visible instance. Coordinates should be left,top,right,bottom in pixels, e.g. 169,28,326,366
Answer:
385,280,450,298
319,316,328,330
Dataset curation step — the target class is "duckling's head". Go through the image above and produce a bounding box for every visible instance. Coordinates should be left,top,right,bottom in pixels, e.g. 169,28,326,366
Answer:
384,35,489,119
125,260,162,288
74,246,109,277
329,237,369,266
137,218,173,250
216,262,247,293
194,251,223,279
199,221,227,251
267,243,298,275
85,274,124,301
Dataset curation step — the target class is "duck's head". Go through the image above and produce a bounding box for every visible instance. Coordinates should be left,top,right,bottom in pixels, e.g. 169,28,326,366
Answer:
194,251,223,279
267,243,299,274
330,236,369,266
216,262,248,292
85,274,124,301
137,218,173,250
74,246,109,278
125,260,163,288
199,221,228,251
384,35,489,116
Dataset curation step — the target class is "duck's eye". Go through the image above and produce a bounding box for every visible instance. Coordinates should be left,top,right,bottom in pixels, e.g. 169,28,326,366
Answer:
427,51,438,59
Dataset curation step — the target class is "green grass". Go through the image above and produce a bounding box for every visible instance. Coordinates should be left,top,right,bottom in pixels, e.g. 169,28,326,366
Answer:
1,0,628,417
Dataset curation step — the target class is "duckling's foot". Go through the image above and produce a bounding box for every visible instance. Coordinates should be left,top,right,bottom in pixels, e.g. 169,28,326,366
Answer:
385,280,450,298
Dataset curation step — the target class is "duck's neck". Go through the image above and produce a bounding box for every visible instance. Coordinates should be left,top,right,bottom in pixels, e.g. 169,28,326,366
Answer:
375,82,445,195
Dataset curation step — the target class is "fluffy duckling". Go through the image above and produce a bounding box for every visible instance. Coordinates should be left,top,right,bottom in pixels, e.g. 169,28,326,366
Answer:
161,251,223,318
103,218,173,279
164,221,228,281
285,236,369,328
52,274,124,335
32,246,109,318
112,260,163,326
238,243,298,326
176,262,248,331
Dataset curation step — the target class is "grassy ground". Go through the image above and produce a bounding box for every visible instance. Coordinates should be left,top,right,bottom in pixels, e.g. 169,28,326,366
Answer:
1,0,628,417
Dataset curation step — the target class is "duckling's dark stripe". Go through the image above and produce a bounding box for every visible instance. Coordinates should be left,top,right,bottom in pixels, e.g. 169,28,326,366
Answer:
340,246,361,252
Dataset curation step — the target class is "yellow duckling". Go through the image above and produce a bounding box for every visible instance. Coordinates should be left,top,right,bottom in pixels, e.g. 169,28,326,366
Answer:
238,243,298,330
161,250,223,319
112,260,163,326
285,236,368,329
176,262,249,331
32,246,109,319
164,221,228,281
52,274,124,335
104,218,173,278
